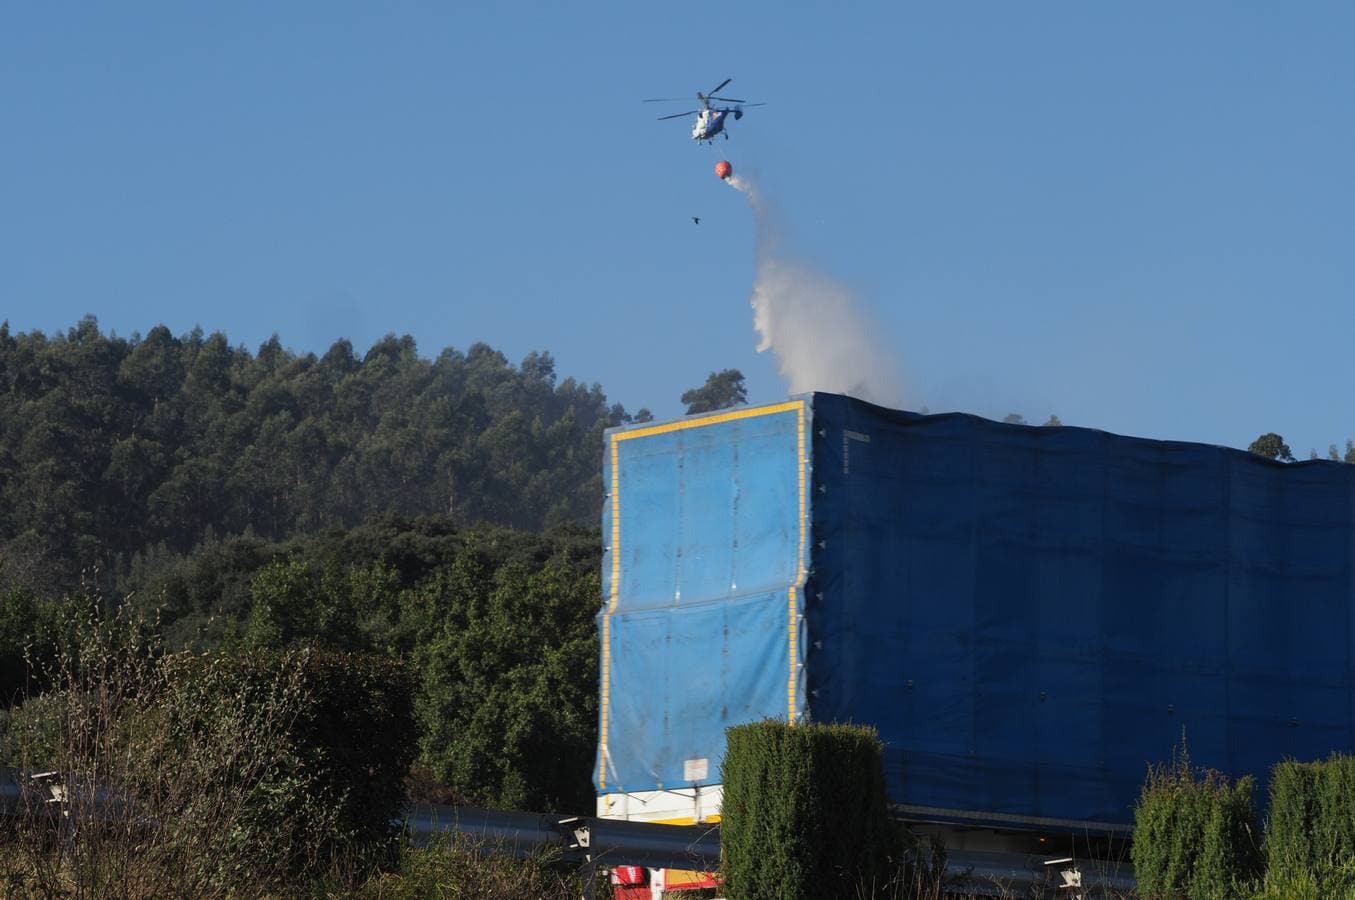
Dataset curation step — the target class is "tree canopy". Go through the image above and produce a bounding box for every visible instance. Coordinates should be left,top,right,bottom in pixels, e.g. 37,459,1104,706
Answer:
0,317,644,594
681,369,747,415
1248,433,1296,462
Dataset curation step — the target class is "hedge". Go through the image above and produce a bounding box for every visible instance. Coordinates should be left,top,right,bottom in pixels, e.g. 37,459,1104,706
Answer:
1265,755,1355,895
1131,744,1261,900
720,720,895,900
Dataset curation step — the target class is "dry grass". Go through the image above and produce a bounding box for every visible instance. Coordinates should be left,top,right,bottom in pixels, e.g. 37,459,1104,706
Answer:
340,838,595,900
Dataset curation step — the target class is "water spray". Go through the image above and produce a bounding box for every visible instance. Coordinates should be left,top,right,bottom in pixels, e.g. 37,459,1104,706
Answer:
719,164,904,406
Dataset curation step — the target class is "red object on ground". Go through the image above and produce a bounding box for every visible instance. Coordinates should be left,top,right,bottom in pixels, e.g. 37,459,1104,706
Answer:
715,160,733,180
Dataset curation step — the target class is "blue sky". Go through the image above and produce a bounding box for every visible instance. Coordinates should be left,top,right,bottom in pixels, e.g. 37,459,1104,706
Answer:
4,3,1352,454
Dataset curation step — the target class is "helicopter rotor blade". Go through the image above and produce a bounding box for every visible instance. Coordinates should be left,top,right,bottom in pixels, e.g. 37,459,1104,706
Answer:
736,102,767,108
642,98,691,103
707,96,745,103
707,78,732,96
657,110,699,120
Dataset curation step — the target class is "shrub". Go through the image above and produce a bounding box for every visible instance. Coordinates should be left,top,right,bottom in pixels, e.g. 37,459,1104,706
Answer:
0,693,61,768
1265,755,1355,896
4,597,238,897
159,647,418,885
3,598,416,896
1132,741,1261,900
720,720,895,900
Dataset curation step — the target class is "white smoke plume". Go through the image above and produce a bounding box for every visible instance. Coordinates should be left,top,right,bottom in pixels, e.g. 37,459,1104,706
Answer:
726,174,904,407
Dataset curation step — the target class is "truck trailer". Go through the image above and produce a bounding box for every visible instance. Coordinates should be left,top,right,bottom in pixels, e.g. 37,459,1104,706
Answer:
594,393,1355,890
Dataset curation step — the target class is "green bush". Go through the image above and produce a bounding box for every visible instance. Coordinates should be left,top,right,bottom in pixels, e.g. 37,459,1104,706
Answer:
0,587,94,711
720,720,895,900
1131,743,1261,900
160,647,418,885
0,693,61,768
1265,755,1355,895
414,557,599,812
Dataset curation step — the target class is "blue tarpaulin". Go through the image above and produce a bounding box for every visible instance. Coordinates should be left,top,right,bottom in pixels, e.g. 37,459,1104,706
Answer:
597,393,1355,829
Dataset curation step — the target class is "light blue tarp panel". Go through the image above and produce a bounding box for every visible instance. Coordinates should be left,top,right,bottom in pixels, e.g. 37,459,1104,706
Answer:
596,405,807,793
603,408,802,613
807,392,1355,829
602,592,791,792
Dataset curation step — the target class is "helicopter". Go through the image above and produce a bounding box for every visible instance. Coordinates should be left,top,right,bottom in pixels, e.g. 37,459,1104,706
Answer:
644,78,766,143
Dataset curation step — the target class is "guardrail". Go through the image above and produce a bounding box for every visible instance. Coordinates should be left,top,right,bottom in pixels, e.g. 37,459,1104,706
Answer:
403,802,720,869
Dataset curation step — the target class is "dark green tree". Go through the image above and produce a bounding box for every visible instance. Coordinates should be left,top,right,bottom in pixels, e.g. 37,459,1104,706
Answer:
0,581,61,707
681,369,747,415
1248,432,1295,462
0,319,636,595
413,554,599,812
